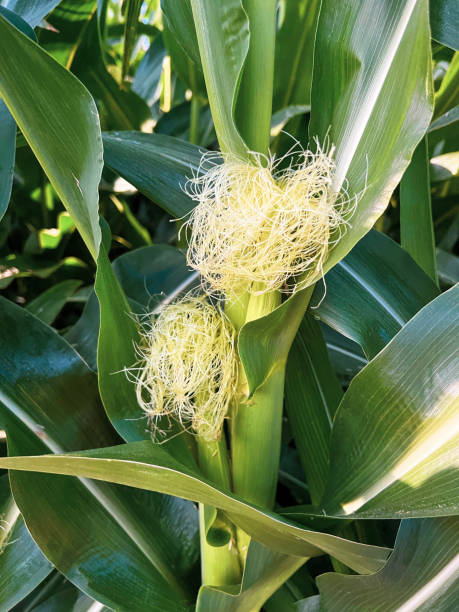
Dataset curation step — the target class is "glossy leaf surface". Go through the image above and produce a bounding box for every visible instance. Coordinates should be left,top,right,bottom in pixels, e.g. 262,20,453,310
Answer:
0,15,102,258
314,518,459,610
0,475,52,611
322,285,459,518
0,297,199,611
0,439,391,574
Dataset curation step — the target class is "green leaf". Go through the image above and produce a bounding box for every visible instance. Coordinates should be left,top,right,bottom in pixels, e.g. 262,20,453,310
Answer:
25,279,82,325
1,0,61,27
190,0,249,157
95,246,142,441
0,297,199,610
71,13,150,131
430,0,459,51
313,230,440,359
95,244,198,450
434,51,459,118
310,0,433,274
132,33,167,107
321,326,367,385
0,475,52,610
197,541,305,612
285,315,342,505
122,0,142,83
321,284,459,518
272,0,320,111
437,248,459,286
238,0,434,398
162,9,206,98
161,0,203,69
102,131,207,217
0,439,392,575
0,6,36,222
0,14,102,259
313,518,459,610
400,136,438,283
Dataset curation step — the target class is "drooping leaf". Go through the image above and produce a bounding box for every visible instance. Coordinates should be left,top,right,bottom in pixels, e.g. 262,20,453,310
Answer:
0,14,102,259
102,131,208,217
321,284,459,518
0,439,391,575
0,297,199,611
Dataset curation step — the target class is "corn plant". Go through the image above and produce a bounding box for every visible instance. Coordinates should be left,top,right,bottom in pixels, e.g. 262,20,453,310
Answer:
0,0,458,610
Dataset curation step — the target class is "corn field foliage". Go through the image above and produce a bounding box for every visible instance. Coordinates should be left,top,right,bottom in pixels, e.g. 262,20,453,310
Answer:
0,1,458,611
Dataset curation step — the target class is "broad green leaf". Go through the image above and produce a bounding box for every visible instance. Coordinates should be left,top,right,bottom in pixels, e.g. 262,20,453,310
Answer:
400,136,438,283
0,475,52,610
102,131,207,217
321,284,459,518
0,297,199,611
25,279,82,325
310,0,433,274
0,15,102,259
313,518,459,610
430,0,459,51
197,541,305,612
0,439,392,574
190,0,249,157
0,6,36,222
285,315,342,505
313,230,440,359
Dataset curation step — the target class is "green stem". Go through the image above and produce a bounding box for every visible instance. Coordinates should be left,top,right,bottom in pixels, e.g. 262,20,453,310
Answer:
236,0,277,156
189,94,201,145
197,437,242,586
